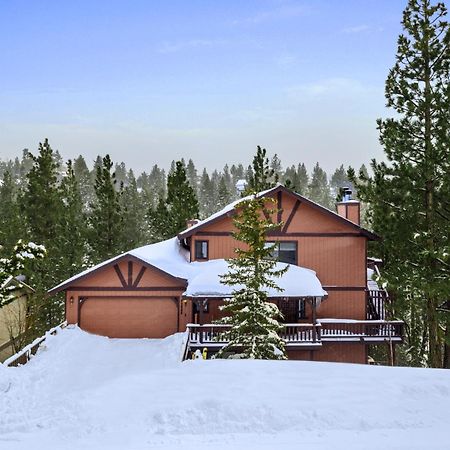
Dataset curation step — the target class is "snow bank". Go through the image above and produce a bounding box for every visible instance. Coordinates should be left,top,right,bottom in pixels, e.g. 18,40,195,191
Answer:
1,327,449,450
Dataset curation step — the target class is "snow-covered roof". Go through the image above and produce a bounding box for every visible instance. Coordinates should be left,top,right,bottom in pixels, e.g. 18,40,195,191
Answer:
367,268,380,291
49,237,326,298
186,259,327,298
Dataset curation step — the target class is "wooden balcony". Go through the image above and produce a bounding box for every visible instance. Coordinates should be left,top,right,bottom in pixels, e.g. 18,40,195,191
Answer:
186,320,404,354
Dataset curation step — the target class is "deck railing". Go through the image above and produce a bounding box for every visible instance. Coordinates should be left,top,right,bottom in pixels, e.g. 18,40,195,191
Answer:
186,319,404,350
319,320,404,341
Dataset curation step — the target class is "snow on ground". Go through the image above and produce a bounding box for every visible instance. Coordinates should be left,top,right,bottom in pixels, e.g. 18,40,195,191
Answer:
1,327,449,450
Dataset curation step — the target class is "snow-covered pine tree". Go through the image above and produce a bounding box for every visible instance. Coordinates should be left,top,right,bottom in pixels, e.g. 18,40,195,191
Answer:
349,0,450,368
0,241,46,308
216,195,288,359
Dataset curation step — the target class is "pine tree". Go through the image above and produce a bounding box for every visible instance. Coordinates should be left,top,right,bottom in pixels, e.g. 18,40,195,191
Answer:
88,155,124,263
216,195,288,359
217,176,232,209
73,155,94,211
308,163,333,209
121,169,146,250
58,160,86,278
0,171,24,254
21,139,65,330
199,168,215,217
247,146,277,192
186,159,198,194
350,0,450,368
165,161,199,235
22,139,62,245
150,161,199,239
0,241,46,308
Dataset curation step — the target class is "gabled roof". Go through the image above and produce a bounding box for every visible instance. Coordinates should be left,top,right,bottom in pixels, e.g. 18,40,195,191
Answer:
178,184,380,240
48,238,190,294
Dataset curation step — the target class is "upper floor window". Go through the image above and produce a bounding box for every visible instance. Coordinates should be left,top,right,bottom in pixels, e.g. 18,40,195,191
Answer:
195,240,209,260
265,241,297,265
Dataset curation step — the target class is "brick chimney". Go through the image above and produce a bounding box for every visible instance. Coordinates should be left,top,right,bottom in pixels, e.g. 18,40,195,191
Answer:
336,187,360,225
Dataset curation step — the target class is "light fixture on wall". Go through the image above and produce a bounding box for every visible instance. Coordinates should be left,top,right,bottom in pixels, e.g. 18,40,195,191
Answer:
70,296,74,305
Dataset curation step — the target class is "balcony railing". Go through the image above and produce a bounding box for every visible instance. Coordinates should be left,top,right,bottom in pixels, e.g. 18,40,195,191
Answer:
186,319,404,352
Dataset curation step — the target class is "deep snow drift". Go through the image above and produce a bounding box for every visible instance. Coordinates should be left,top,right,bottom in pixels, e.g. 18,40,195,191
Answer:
1,327,449,450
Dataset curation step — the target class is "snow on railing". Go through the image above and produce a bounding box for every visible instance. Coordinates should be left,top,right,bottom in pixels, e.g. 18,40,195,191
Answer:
4,321,67,367
186,320,404,349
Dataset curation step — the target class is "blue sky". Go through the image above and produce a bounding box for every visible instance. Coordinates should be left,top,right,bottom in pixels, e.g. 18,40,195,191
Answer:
0,0,406,172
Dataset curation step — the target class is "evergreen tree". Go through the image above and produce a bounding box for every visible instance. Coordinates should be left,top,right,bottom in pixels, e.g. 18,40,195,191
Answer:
0,241,46,308
21,139,65,330
216,196,288,359
350,0,450,368
217,176,232,209
198,168,215,217
88,155,124,263
121,169,146,250
73,155,94,211
270,154,282,179
186,159,198,194
296,163,309,196
0,171,24,254
247,146,277,192
308,163,333,209
150,161,199,239
58,160,86,278
22,139,62,246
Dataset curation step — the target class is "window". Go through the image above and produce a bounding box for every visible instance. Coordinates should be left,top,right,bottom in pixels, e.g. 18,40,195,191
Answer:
195,240,208,260
265,241,297,265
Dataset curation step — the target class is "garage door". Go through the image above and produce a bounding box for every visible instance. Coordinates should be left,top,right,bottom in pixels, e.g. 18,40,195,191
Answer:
79,297,178,338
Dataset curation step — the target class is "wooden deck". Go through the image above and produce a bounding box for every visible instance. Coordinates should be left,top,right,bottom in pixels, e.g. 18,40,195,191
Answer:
186,320,404,353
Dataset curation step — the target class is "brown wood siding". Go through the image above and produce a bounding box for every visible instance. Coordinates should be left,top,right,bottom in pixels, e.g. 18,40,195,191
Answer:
317,291,366,320
79,297,177,338
188,190,368,324
288,343,366,364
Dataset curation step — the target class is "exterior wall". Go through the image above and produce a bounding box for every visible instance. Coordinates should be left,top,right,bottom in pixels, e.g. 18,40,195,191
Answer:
189,190,368,321
288,343,367,364
64,257,186,338
0,296,27,362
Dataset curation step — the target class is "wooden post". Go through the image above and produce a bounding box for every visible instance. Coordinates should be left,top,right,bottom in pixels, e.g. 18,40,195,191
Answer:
312,297,317,343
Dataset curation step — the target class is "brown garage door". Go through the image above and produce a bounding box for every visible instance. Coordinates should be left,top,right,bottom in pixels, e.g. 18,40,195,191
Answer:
79,297,178,338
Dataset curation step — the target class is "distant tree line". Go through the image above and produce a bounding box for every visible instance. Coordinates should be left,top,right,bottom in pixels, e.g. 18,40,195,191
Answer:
0,141,364,337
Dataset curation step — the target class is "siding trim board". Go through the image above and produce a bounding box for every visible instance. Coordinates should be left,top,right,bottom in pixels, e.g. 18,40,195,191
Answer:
66,286,186,292
282,199,301,233
194,231,365,238
113,264,127,288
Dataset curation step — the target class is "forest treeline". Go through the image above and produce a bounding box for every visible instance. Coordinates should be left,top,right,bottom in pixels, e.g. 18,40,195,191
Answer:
0,141,365,339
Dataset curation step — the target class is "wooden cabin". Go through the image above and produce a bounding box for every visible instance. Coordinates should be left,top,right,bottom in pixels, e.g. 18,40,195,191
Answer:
49,185,403,364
